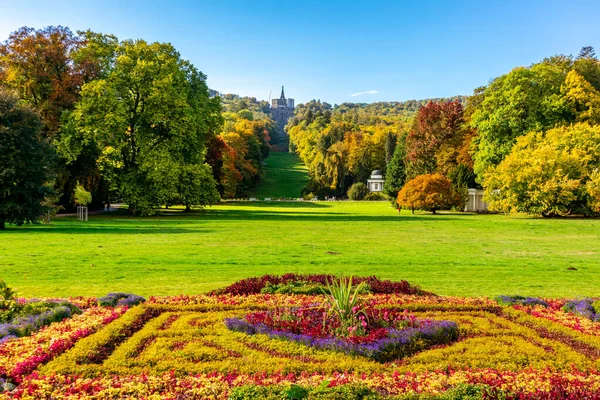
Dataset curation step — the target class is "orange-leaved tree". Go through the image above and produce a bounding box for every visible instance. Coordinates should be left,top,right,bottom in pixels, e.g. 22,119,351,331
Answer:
396,174,462,214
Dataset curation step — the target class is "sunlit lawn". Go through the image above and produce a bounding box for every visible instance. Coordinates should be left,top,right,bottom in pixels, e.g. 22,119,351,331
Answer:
2,201,599,298
249,152,309,199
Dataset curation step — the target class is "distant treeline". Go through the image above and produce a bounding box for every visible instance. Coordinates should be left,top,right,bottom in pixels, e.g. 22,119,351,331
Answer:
287,47,600,216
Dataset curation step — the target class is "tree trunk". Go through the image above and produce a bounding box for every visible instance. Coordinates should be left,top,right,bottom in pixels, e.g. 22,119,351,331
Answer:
0,217,5,230
185,205,191,212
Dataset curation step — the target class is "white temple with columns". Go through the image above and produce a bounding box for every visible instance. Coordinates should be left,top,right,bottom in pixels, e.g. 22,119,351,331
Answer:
367,170,385,192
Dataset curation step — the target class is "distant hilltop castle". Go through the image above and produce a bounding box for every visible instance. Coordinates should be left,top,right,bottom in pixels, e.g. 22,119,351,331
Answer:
270,86,295,133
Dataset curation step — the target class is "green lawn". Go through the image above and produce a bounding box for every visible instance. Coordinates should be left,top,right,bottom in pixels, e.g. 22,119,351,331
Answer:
249,152,308,198
2,202,600,299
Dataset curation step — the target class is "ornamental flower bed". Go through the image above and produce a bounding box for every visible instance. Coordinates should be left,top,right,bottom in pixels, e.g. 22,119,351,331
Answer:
208,273,432,296
225,306,458,362
2,276,600,398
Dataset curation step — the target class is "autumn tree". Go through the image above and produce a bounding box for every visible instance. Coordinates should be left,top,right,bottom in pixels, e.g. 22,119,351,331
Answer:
396,174,462,214
484,123,600,217
562,70,600,124
0,92,55,229
405,100,467,178
0,26,118,210
0,26,87,136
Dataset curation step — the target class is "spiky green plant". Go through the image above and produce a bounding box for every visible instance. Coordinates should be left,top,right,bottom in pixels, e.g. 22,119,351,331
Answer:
0,280,18,310
322,276,367,336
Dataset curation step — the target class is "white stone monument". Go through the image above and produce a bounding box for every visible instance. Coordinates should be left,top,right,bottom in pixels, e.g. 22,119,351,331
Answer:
465,189,489,212
367,170,385,192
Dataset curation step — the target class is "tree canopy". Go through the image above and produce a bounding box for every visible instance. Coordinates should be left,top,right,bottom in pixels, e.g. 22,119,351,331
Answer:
67,39,222,214
396,174,462,214
0,91,55,229
484,123,600,217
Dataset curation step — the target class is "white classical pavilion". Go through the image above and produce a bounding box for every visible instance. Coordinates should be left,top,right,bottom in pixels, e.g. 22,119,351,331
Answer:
465,188,489,212
367,170,385,192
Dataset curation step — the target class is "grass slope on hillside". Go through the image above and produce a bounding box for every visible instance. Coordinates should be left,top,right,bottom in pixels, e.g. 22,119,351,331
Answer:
2,202,600,298
249,152,308,198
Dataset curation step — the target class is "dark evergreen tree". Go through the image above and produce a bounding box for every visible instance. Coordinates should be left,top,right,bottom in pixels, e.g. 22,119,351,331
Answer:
578,46,597,60
383,134,407,198
0,92,55,230
384,132,397,166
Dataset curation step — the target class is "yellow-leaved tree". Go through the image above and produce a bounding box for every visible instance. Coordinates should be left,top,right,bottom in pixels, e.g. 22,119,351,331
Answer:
562,70,600,125
484,123,600,217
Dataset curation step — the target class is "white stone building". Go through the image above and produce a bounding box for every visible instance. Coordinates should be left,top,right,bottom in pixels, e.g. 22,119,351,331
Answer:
465,188,489,212
367,170,385,192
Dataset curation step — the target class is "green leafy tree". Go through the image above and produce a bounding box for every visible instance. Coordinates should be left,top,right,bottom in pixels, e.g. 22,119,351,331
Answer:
484,123,600,217
384,132,397,165
70,39,222,214
471,61,573,178
74,183,92,206
574,46,600,91
0,27,118,211
347,182,369,200
178,164,220,211
0,91,55,230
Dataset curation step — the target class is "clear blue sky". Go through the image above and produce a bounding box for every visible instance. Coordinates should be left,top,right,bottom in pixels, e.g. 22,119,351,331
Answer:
1,0,599,105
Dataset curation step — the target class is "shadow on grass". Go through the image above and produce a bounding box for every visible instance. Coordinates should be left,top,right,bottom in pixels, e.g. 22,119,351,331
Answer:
4,224,213,235
197,209,469,222
220,201,332,208
4,203,474,233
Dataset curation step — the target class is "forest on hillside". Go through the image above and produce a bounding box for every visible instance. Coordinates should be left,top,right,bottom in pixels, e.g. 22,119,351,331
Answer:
287,47,600,216
1,24,599,224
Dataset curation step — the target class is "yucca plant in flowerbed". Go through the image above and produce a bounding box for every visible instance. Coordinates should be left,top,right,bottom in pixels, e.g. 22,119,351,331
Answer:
226,276,457,362
210,273,433,296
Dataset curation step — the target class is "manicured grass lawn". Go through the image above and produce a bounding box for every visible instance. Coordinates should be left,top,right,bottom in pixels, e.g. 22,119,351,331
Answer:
249,152,308,198
2,201,600,298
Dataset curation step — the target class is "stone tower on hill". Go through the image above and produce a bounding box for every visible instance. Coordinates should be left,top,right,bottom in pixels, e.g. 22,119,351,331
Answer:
270,86,295,145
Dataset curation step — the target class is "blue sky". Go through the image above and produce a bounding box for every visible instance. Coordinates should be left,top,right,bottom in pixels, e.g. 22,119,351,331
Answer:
1,0,599,104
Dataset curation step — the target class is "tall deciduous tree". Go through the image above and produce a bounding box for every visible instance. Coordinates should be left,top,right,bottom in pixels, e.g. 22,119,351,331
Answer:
484,123,600,217
562,70,600,124
405,100,467,179
0,26,117,210
0,26,85,137
0,92,55,229
71,39,222,214
470,61,573,178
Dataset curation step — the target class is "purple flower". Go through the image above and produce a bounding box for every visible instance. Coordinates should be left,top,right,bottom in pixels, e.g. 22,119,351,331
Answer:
496,295,548,308
99,293,145,307
564,299,598,321
224,317,458,362
0,305,75,341
0,334,17,346
224,318,256,335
